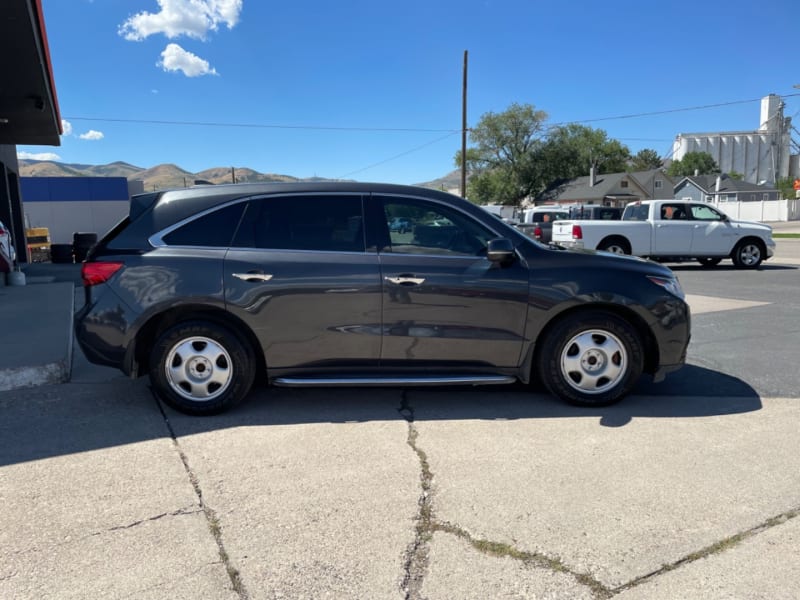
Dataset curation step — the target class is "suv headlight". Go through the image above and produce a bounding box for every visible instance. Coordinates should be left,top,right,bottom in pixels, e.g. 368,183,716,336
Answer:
647,275,685,300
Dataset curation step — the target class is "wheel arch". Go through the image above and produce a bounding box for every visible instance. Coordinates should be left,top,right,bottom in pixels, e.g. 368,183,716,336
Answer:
597,235,632,254
130,305,267,383
730,235,766,256
531,303,660,380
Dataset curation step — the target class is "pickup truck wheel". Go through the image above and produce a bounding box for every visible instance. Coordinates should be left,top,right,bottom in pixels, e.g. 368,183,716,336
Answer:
698,257,722,267
597,237,630,255
537,312,644,407
150,320,255,415
731,240,764,269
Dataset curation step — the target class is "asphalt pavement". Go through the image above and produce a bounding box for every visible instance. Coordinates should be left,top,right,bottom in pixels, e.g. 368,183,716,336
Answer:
1,234,799,599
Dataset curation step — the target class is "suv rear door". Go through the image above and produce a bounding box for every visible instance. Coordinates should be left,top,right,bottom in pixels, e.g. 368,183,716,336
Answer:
224,193,382,369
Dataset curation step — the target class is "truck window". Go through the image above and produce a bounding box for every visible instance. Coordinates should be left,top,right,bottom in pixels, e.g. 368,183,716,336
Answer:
622,204,649,221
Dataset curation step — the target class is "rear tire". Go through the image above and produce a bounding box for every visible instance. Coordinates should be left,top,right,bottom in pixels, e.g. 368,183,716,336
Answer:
150,320,255,415
597,237,630,255
537,311,644,407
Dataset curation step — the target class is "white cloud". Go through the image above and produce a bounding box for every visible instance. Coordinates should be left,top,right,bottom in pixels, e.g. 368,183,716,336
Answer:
79,130,105,140
119,0,242,41
61,119,73,136
158,43,218,77
18,151,61,161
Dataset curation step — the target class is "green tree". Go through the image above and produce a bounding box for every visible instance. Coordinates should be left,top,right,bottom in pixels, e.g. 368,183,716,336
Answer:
455,103,549,205
629,149,663,171
667,151,720,177
541,124,631,179
727,171,744,180
776,176,797,199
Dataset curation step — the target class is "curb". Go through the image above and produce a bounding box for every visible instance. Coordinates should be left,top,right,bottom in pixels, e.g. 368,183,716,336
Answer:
0,281,75,392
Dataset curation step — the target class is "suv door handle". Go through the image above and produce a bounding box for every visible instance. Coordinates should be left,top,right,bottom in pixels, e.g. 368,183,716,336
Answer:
232,272,273,282
385,276,425,286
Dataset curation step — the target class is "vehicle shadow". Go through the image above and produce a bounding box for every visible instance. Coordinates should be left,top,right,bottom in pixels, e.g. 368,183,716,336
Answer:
175,363,760,433
667,263,797,272
0,364,761,467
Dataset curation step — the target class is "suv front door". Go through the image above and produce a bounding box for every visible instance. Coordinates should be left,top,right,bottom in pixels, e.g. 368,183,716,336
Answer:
375,195,529,368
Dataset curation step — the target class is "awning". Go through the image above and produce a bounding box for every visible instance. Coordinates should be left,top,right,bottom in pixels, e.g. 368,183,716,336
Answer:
0,0,62,146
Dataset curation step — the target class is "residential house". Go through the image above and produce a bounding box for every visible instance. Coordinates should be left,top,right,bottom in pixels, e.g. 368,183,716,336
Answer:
535,168,675,208
673,174,780,203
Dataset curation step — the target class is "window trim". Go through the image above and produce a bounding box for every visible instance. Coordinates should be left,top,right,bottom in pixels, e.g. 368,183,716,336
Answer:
151,192,369,253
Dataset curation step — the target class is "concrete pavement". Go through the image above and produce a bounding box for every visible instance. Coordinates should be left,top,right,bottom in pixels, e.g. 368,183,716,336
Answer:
1,381,798,598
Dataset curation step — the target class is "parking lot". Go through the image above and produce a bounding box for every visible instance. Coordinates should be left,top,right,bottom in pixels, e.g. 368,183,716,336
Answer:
2,242,799,599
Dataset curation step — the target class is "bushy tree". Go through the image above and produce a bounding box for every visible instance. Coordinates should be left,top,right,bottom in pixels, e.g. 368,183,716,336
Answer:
456,103,633,205
542,124,631,179
629,149,663,171
455,103,549,205
776,176,797,199
667,151,720,177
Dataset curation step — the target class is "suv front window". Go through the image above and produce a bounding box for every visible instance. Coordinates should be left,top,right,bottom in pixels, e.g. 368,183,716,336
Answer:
381,198,494,256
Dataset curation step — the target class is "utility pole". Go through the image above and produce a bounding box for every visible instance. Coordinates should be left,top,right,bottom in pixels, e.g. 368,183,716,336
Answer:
231,166,236,183
461,50,468,199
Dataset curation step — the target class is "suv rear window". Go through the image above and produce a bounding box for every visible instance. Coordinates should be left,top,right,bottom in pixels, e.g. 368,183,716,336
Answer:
234,195,365,252
163,202,247,247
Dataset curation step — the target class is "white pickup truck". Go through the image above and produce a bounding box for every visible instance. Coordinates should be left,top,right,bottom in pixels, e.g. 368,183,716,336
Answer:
551,200,776,268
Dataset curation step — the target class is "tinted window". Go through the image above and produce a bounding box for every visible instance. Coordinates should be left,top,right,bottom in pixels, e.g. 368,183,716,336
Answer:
623,204,649,221
163,202,246,247
234,195,365,252
382,197,494,256
691,204,725,221
660,204,688,220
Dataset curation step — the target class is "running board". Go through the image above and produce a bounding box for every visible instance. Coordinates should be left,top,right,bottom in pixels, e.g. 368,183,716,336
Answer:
273,375,517,387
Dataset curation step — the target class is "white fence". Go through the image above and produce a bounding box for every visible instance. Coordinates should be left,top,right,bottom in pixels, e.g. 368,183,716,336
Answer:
712,199,800,222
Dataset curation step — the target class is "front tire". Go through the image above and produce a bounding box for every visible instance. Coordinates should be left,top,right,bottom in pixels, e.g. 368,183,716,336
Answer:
731,240,764,269
150,320,255,415
537,312,644,407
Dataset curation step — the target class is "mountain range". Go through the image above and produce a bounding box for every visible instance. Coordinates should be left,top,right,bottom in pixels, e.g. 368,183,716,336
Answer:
17,159,461,193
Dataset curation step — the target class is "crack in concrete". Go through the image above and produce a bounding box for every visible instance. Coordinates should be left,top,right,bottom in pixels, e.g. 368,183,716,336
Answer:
397,390,433,600
396,391,800,599
433,519,613,599
153,389,250,600
612,506,800,595
107,507,203,532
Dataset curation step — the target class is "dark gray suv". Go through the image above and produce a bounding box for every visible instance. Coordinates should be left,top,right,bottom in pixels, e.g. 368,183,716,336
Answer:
75,182,690,415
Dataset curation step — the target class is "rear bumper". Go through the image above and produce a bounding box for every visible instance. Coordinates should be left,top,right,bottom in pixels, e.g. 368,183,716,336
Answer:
74,285,138,374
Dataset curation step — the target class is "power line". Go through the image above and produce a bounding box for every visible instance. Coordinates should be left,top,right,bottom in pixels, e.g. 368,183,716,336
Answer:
552,93,800,126
337,132,460,179
64,116,459,133
64,94,800,134
64,93,800,177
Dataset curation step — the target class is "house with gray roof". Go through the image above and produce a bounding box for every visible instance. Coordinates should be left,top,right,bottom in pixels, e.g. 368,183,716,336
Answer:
535,168,675,207
674,174,779,203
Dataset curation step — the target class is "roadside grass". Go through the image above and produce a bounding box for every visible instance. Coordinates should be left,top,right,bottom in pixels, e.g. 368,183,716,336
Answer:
774,233,800,239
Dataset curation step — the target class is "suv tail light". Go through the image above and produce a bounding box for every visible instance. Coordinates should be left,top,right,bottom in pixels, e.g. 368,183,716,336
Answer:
82,262,123,286
533,226,542,240
571,224,583,240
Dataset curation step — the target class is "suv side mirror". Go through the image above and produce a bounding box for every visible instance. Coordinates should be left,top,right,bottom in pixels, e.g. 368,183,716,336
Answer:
486,238,515,264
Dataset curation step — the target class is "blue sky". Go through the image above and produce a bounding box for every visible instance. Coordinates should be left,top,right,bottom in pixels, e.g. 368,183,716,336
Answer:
18,0,800,185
